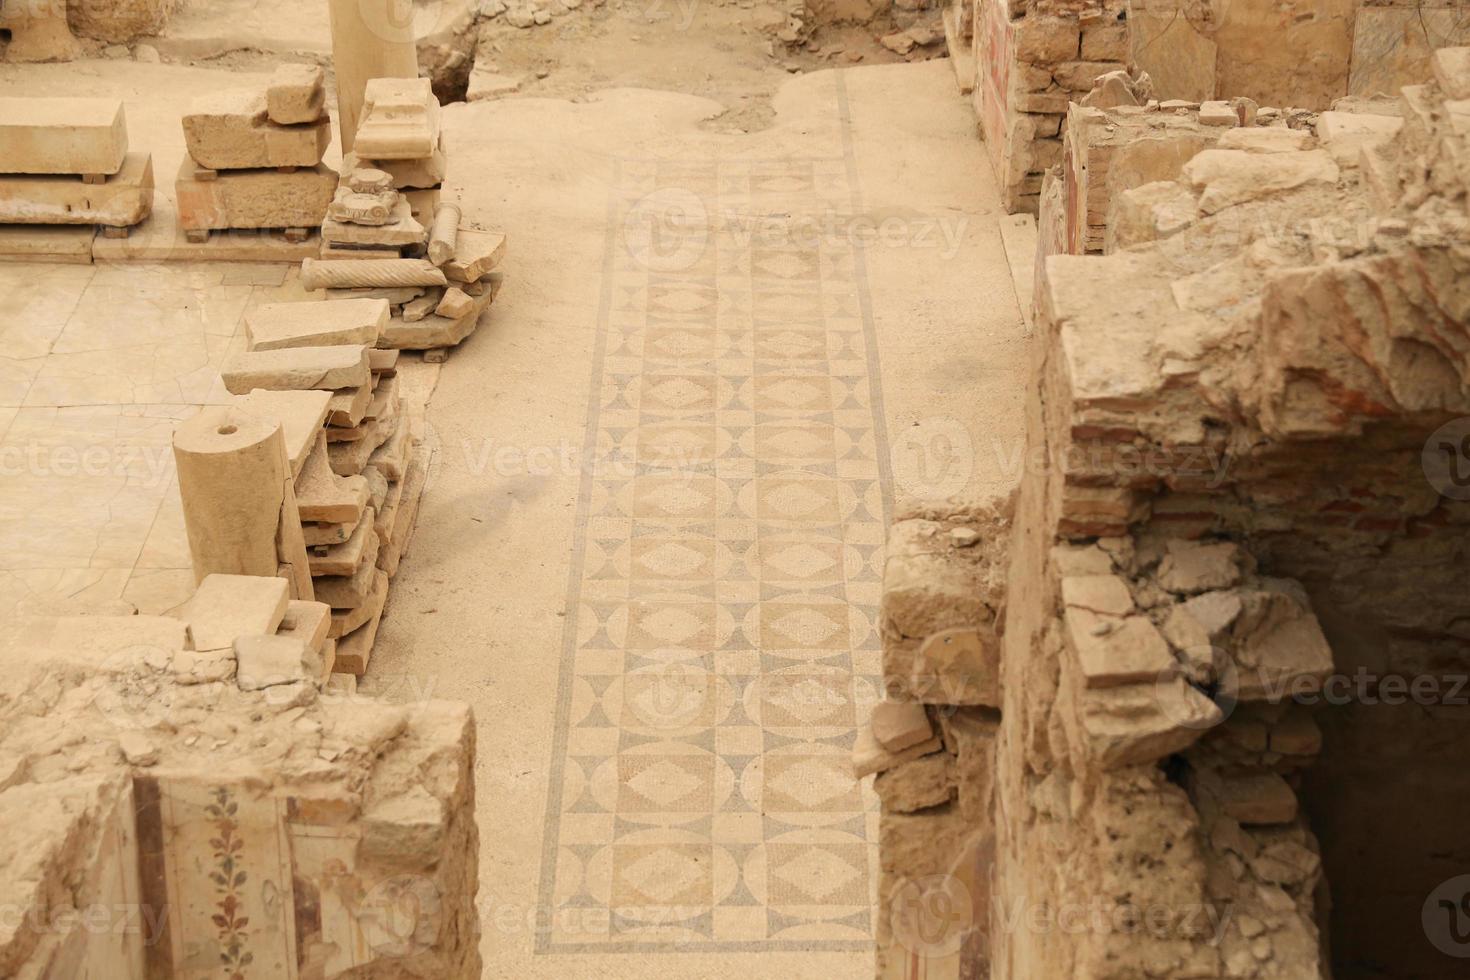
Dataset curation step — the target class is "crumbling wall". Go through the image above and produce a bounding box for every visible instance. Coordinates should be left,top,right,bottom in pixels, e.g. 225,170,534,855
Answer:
967,0,1470,214
971,0,1131,213
875,44,1470,980
67,0,178,43
0,597,481,978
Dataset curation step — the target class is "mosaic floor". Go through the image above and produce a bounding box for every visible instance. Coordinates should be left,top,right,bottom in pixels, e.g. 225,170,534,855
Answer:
536,152,892,952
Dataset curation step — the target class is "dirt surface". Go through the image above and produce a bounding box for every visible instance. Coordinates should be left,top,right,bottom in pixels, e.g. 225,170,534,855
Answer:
472,0,946,132
33,0,949,134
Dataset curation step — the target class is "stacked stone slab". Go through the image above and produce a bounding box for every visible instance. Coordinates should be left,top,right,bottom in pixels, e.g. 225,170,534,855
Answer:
331,76,447,250
311,76,507,355
970,0,1131,213
0,597,479,978
0,97,154,238
176,64,338,243
867,46,1470,980
185,299,431,676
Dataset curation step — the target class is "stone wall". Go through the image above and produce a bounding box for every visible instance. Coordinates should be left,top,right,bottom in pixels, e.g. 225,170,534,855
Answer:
0,593,481,978
968,0,1470,214
873,45,1470,980
1131,0,1470,109
971,0,1131,213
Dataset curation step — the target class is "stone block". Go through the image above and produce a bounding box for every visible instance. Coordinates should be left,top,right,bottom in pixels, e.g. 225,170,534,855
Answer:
378,444,428,577
321,196,425,248
183,90,332,170
882,519,995,641
443,229,507,282
234,634,316,691
1130,0,1216,103
176,159,337,232
361,786,447,867
1181,148,1340,214
1199,771,1298,826
230,388,332,477
875,753,956,813
870,700,933,752
326,383,373,429
379,277,497,349
0,225,95,264
1315,111,1403,167
355,77,442,160
0,152,153,227
334,595,387,674
1157,540,1243,594
1433,46,1470,102
277,599,332,654
344,144,449,190
296,436,370,524
313,540,380,609
182,574,289,652
909,627,1001,706
854,723,943,779
1013,15,1080,65
245,298,388,351
1198,100,1238,127
307,508,379,577
0,97,127,176
267,64,327,125
1214,0,1354,110
435,286,474,319
221,345,371,394
1079,16,1127,62
1349,8,1470,99
1222,584,1335,701
329,568,389,640
1060,574,1134,616
1081,677,1223,768
1066,610,1177,689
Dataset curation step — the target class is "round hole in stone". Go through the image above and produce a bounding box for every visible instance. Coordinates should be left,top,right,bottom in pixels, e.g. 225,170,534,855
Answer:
217,425,238,436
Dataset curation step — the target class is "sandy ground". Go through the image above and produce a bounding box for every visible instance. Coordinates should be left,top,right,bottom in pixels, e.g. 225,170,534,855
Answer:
363,59,1026,977
0,11,1024,977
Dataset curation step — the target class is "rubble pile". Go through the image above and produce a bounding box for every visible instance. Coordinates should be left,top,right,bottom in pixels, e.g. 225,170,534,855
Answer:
0,97,155,243
0,600,479,978
312,76,507,356
867,44,1470,980
175,300,431,678
176,63,338,245
962,0,1469,215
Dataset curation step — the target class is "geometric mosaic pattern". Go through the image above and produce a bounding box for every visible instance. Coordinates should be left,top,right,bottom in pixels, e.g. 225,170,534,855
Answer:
537,152,891,952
